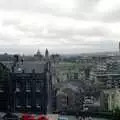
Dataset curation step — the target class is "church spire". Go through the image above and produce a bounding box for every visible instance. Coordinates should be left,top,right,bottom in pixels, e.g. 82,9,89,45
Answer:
45,48,49,60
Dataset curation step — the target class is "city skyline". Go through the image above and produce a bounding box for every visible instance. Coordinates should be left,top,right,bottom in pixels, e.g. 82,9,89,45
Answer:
0,0,119,54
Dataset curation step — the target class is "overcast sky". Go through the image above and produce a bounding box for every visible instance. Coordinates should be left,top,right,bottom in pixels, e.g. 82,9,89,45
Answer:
0,0,120,54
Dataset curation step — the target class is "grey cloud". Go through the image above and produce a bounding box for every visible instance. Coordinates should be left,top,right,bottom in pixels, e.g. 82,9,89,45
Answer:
0,32,19,42
0,0,100,21
77,27,110,37
100,10,120,22
0,0,119,54
31,26,111,40
16,23,110,39
17,24,43,33
0,0,119,23
13,20,113,49
2,19,20,26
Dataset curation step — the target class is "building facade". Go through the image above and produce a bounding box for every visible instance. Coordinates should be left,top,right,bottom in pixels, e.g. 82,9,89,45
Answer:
0,49,53,114
56,85,84,113
0,63,9,112
9,72,48,114
100,89,120,111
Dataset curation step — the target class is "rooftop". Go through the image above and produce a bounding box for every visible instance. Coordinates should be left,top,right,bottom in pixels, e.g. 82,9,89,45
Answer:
1,61,46,73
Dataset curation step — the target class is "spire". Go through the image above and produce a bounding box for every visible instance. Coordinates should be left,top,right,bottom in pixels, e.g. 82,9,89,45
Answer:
119,42,120,53
45,48,49,60
45,48,50,72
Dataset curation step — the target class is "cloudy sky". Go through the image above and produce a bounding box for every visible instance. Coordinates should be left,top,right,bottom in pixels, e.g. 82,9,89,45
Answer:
0,0,120,54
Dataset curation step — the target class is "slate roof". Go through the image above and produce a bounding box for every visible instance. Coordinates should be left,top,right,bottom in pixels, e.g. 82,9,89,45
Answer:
1,61,46,73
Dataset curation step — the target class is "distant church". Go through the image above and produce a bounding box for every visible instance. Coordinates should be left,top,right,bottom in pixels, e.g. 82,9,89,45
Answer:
0,49,53,114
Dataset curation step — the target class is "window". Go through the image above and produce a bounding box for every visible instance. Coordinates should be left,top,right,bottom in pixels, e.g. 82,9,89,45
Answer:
26,94,31,108
16,80,22,92
74,73,78,80
36,80,41,92
36,94,41,108
26,80,31,91
0,83,4,93
16,94,21,108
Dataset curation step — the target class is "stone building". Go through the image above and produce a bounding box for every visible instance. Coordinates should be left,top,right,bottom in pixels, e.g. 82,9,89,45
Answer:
55,62,86,82
0,63,9,112
1,49,53,114
89,60,120,89
100,89,120,111
34,49,44,61
56,91,68,112
56,84,84,112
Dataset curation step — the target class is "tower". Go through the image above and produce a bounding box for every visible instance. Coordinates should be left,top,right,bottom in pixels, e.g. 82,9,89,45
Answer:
44,49,52,113
44,48,50,72
119,42,120,54
34,49,43,61
36,49,41,56
45,48,49,61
